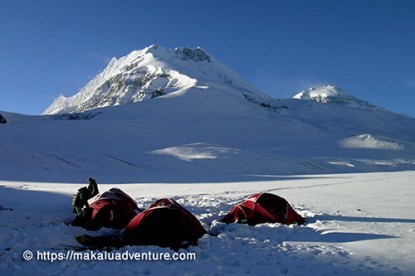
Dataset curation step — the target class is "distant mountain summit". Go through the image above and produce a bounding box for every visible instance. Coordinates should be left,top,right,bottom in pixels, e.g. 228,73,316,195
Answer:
43,45,261,115
43,45,384,116
293,85,381,110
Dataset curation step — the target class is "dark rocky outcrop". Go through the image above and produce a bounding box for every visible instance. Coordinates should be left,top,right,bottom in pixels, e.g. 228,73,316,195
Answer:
0,114,7,124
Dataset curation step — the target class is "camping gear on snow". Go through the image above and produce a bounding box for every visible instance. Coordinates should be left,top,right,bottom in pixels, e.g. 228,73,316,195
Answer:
76,198,207,250
72,186,92,214
221,192,305,226
72,188,140,230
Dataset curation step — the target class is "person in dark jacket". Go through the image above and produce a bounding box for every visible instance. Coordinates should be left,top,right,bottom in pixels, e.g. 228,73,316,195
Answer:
87,177,99,197
72,178,99,215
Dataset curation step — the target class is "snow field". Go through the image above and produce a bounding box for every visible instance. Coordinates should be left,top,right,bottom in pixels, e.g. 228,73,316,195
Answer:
1,171,414,275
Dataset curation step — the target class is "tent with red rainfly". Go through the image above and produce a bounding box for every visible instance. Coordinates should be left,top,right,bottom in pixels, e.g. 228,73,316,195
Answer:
121,198,207,249
76,198,207,250
73,188,140,230
221,192,305,226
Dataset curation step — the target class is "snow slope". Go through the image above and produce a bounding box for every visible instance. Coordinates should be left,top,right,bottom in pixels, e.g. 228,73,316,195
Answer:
2,88,415,183
1,171,414,275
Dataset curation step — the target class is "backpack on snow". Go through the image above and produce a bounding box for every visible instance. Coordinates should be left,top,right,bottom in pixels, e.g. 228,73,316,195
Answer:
72,186,91,214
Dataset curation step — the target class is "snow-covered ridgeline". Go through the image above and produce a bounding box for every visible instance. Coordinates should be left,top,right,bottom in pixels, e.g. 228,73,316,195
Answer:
43,45,262,115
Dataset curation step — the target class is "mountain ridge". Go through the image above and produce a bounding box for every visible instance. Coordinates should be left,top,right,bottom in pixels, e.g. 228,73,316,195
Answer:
43,45,388,117
43,45,263,115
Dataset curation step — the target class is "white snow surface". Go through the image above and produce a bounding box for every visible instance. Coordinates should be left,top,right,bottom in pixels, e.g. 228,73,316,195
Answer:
1,171,414,275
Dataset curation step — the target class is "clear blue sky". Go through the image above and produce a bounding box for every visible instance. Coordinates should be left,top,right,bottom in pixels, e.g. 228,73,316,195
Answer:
1,0,414,116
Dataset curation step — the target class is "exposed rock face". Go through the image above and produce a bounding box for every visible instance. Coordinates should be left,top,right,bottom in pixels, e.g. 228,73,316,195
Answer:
0,114,7,124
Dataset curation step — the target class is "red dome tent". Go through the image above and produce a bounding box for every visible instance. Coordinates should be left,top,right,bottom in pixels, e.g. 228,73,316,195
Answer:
74,188,140,230
221,193,305,226
121,198,207,249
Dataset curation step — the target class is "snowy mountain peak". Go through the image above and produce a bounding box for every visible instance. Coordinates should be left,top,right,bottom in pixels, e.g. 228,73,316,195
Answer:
293,85,381,110
43,45,258,115
293,85,345,102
